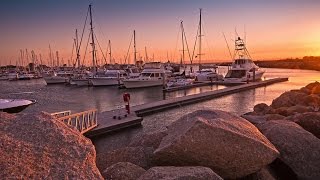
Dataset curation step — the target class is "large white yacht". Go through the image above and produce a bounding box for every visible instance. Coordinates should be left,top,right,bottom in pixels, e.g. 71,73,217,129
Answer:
90,69,127,86
123,62,166,88
224,37,265,83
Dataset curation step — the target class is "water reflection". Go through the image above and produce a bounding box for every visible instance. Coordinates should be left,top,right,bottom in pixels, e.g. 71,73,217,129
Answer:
1,68,320,115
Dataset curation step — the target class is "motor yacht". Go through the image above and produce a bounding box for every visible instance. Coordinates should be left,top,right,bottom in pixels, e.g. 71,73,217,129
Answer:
90,69,127,86
123,62,166,88
43,71,73,85
224,37,265,84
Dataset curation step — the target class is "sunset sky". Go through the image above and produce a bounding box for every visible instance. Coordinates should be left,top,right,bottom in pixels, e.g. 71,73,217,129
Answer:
1,0,320,66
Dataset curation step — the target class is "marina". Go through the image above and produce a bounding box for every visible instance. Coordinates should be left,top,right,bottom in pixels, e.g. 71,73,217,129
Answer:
1,0,320,179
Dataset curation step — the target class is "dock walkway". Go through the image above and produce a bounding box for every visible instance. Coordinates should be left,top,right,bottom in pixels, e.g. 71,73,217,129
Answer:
133,77,288,115
86,77,288,137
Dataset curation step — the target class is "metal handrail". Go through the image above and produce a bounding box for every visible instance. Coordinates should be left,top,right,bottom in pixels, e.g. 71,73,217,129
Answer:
50,110,71,118
52,109,98,134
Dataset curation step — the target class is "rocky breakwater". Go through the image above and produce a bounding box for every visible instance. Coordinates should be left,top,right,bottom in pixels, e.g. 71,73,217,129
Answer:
0,112,103,179
101,109,280,180
243,81,320,179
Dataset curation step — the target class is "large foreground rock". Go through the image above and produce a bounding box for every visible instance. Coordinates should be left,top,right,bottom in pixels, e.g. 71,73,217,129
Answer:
129,129,168,149
138,166,223,180
105,146,153,169
271,90,307,108
102,162,146,180
286,112,320,139
257,120,320,179
0,112,103,179
153,110,279,179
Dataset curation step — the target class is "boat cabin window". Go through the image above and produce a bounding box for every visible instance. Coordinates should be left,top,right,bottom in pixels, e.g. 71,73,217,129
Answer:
154,73,160,77
235,59,248,64
142,73,151,77
225,70,246,78
106,72,118,77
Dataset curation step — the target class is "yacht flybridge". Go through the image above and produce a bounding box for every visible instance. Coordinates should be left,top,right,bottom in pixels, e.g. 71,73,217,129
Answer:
224,37,264,83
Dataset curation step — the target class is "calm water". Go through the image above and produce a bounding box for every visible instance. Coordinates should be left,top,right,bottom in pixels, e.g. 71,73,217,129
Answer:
2,67,320,170
1,67,319,115
1,67,320,130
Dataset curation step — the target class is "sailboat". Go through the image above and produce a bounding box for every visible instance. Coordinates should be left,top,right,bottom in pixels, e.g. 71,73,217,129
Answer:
223,36,265,83
166,21,195,88
194,8,222,82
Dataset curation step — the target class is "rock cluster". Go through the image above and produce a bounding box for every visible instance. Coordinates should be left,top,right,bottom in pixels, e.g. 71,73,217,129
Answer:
242,82,320,179
101,109,281,179
0,112,103,179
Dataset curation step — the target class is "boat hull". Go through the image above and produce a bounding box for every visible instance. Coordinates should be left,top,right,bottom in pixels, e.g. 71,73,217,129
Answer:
224,71,264,83
123,79,163,88
72,79,90,86
44,77,68,84
0,99,36,113
196,74,223,82
90,78,122,86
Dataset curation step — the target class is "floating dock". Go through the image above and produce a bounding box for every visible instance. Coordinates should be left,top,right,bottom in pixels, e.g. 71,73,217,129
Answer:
86,77,288,137
133,77,288,115
163,82,214,92
85,110,142,137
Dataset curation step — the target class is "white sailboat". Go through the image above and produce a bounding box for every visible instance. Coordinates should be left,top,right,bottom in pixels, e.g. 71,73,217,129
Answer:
195,66,223,82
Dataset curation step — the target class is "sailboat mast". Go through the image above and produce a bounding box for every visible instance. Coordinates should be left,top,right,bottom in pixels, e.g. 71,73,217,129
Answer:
56,51,59,67
76,29,81,68
145,46,148,62
49,45,52,67
20,49,23,67
89,4,96,71
108,40,112,64
133,30,137,65
181,21,185,65
199,8,202,69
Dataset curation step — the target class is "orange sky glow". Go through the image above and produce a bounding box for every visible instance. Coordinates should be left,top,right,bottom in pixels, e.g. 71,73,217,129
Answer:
1,0,320,66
